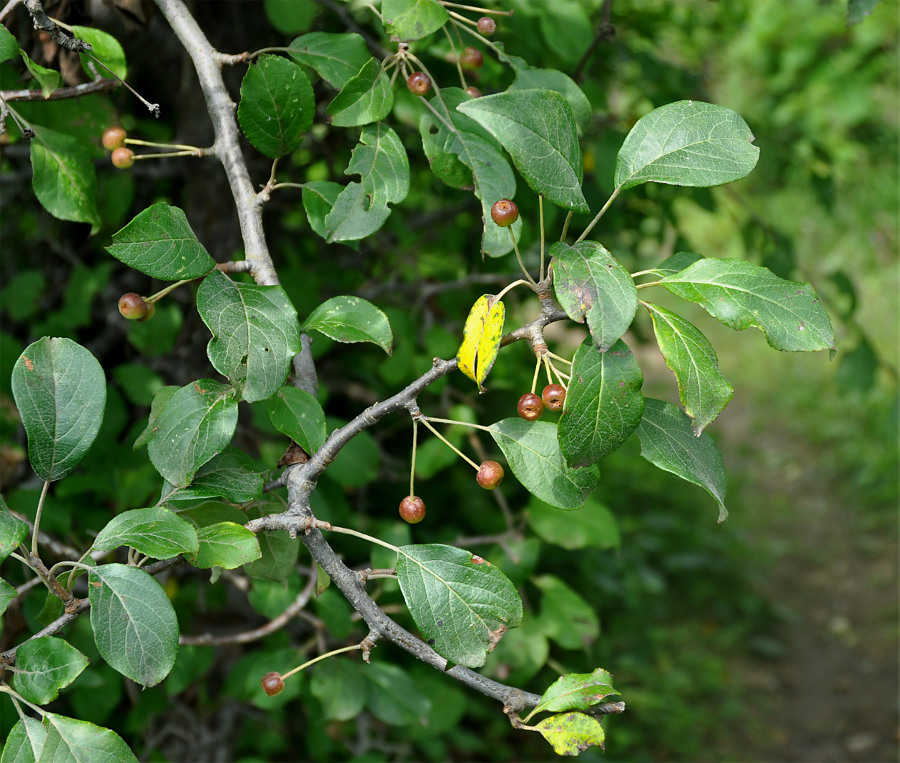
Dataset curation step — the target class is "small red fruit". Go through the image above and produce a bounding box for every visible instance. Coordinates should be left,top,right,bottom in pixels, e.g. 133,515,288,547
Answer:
399,495,426,524
460,47,484,70
517,393,544,421
111,147,134,169
118,293,148,320
477,17,497,35
465,86,482,98
476,460,505,489
261,672,285,696
407,71,432,96
102,126,127,151
542,383,566,411
491,199,519,227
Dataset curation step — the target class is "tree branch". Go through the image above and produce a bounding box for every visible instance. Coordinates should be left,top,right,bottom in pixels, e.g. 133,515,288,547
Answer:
23,0,92,52
1,79,119,101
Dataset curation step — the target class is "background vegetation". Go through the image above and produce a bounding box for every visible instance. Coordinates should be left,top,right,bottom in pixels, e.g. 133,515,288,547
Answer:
1,0,896,760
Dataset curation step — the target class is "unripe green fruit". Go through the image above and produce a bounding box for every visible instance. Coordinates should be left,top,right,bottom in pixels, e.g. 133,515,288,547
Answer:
102,126,127,150
491,199,519,227
399,495,426,524
111,147,134,169
477,17,497,35
407,71,432,96
476,460,504,489
261,672,285,696
541,383,566,411
460,47,484,70
517,392,544,421
118,293,148,320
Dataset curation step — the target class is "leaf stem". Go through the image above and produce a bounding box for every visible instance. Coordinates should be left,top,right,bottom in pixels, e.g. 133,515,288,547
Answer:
30,480,50,556
280,643,363,682
575,186,622,243
560,210,573,241
0,685,47,717
409,418,418,497
635,280,662,290
323,524,400,553
419,417,479,470
493,278,531,303
508,226,538,286
421,415,495,434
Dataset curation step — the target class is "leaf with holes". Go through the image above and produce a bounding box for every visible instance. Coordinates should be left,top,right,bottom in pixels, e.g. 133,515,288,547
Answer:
325,124,409,241
89,563,179,687
197,270,301,403
396,544,523,668
11,337,106,482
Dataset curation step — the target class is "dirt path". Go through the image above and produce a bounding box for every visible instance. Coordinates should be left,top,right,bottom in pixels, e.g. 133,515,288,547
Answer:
718,397,898,763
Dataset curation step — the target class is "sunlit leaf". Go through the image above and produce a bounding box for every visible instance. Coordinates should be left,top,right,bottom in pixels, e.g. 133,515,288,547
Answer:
456,294,505,390
535,712,605,756
535,668,619,715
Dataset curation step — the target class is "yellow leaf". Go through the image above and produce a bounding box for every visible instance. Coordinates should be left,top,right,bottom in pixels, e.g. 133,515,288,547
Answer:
456,295,505,390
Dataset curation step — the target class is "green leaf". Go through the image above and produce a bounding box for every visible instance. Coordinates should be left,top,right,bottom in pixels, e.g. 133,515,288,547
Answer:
244,505,300,585
301,180,343,240
0,24,19,64
147,379,238,488
267,385,326,453
91,506,199,558
526,496,620,551
534,574,599,650
29,126,100,227
89,563,179,687
72,25,127,80
848,0,882,24
615,100,760,191
287,32,369,89
649,251,703,277
325,123,409,241
637,398,728,522
535,668,619,715
107,203,215,280
21,52,61,97
396,544,523,668
310,658,366,721
163,447,264,503
535,712,605,756
11,637,89,705
363,662,431,726
326,57,393,127
661,258,835,352
0,578,15,617
0,502,29,563
551,241,638,352
264,0,317,34
177,501,247,529
237,54,314,158
458,90,588,212
302,295,393,353
488,419,601,510
196,270,301,403
644,302,734,434
39,713,139,763
133,385,177,450
455,294,505,390
558,338,644,467
189,522,261,569
3,718,45,761
11,337,106,482
420,89,521,256
382,0,449,40
509,57,592,133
